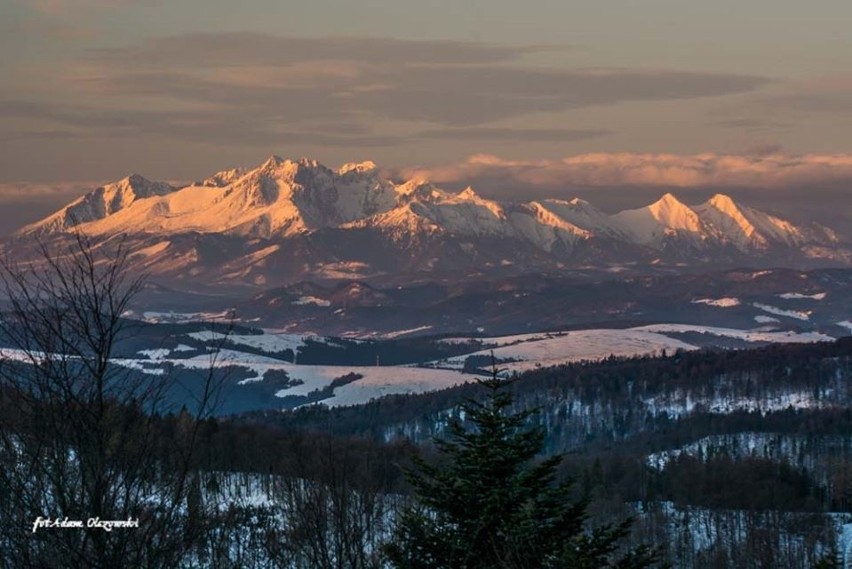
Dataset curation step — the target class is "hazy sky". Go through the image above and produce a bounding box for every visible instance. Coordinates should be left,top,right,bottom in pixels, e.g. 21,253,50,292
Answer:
1,0,851,233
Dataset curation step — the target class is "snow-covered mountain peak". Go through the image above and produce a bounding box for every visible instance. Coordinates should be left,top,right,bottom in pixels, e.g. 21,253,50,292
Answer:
338,161,378,176
257,155,312,177
200,167,246,188
295,157,321,169
123,173,146,186
532,198,624,238
648,193,700,228
394,180,437,199
611,192,705,246
458,186,479,200
694,192,808,251
107,173,171,198
259,155,286,170
16,173,174,236
648,192,688,209
706,193,740,214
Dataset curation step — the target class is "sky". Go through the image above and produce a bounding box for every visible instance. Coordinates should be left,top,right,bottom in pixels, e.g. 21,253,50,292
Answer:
1,0,851,233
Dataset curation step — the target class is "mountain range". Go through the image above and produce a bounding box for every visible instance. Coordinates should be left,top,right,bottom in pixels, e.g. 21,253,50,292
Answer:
11,155,850,290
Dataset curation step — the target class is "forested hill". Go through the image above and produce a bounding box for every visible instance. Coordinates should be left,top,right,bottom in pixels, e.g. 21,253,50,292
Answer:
229,338,852,565
245,338,852,447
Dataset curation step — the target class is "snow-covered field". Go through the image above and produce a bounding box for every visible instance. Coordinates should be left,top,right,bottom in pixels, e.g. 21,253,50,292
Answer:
4,321,838,410
121,323,837,408
431,329,696,373
632,323,831,343
187,330,313,355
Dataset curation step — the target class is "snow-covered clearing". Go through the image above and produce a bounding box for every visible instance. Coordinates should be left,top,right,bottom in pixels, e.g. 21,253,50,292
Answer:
433,329,697,373
779,292,827,300
630,323,831,343
292,296,331,307
752,302,810,321
379,326,434,339
187,330,310,354
139,310,235,323
691,297,741,307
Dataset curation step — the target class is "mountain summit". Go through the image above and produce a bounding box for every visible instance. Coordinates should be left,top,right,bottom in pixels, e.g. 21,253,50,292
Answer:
12,156,849,287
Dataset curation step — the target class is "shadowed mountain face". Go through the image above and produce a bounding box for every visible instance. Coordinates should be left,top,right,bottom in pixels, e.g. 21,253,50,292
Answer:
7,156,850,291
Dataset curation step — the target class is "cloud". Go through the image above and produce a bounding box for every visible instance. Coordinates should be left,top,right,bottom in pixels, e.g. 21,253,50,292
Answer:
0,99,405,147
57,33,770,134
0,180,97,203
711,118,792,130
85,33,539,67
400,152,852,192
763,77,852,113
415,127,610,142
30,0,154,16
710,75,852,123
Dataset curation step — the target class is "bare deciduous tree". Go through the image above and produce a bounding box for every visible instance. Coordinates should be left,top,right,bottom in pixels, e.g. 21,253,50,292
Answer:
0,233,223,568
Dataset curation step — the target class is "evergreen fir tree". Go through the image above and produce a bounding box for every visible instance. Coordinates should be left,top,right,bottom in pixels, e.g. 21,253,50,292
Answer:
814,549,841,569
385,365,660,569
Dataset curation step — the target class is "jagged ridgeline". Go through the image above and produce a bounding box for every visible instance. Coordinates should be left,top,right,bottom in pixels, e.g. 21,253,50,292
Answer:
8,156,849,289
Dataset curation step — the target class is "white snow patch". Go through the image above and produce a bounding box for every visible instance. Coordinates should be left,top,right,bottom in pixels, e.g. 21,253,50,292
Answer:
632,323,832,343
754,315,780,324
137,348,173,360
779,291,827,300
641,390,824,421
752,302,811,321
292,296,331,307
691,297,741,308
140,310,234,323
311,366,471,408
188,330,309,354
433,329,696,373
380,326,433,339
132,241,170,258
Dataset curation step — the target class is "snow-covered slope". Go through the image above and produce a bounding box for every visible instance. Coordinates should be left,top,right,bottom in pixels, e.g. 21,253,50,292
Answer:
20,174,175,235
694,193,806,250
612,193,708,247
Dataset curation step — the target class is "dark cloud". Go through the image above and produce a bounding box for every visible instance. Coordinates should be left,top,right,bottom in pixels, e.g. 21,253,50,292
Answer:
84,33,545,68
761,93,852,113
400,152,852,194
710,78,852,123
0,99,404,147
344,66,769,125
416,127,609,142
712,118,792,130
64,33,771,132
32,0,157,15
